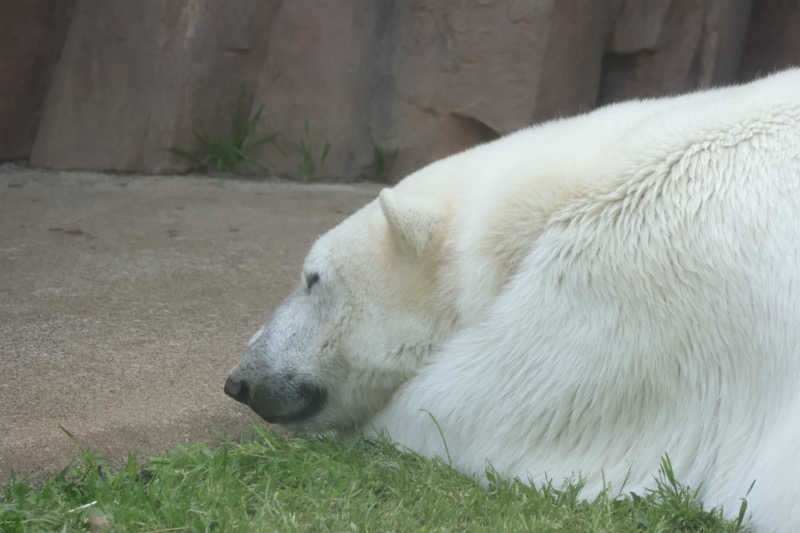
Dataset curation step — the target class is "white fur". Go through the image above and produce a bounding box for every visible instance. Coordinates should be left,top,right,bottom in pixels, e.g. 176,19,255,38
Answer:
234,69,800,532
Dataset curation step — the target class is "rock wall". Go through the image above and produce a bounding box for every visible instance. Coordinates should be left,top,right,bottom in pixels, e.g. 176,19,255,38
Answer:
29,1,280,173
0,1,76,160
598,0,751,104
2,0,799,182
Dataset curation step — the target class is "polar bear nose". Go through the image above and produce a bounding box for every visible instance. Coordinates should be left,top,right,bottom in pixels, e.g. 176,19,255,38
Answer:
224,375,250,405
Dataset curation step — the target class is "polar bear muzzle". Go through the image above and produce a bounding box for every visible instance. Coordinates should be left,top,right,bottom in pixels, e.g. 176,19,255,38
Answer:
224,372,327,424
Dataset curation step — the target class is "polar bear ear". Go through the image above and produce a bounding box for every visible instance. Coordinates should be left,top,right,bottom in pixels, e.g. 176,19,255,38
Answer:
379,188,442,257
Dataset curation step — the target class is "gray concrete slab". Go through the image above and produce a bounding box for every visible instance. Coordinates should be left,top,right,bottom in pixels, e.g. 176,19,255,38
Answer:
0,164,381,483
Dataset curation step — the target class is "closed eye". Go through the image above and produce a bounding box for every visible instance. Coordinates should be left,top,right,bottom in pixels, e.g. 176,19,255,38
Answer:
305,272,320,290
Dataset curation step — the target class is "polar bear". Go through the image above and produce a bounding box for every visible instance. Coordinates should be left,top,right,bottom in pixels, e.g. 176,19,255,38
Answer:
225,69,800,531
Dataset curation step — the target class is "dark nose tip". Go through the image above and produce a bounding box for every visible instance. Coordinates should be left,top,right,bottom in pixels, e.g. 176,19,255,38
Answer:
224,376,250,405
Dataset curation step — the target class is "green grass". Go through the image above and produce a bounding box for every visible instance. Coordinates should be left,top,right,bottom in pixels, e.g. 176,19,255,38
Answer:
1,424,750,532
294,120,331,181
364,144,398,181
168,87,283,174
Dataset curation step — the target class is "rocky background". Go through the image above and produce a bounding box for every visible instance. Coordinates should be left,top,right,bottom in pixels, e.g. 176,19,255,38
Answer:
2,0,799,182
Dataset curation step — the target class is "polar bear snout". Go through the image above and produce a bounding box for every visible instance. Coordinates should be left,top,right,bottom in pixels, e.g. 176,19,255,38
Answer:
248,379,327,424
224,369,327,424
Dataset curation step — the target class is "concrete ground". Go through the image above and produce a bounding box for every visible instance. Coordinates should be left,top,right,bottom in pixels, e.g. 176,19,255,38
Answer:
0,163,381,483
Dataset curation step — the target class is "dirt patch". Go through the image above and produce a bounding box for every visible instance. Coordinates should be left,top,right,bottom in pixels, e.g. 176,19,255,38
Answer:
0,164,380,482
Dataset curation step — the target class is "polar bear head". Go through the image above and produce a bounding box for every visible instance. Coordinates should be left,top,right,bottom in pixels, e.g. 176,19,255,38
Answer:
224,188,458,432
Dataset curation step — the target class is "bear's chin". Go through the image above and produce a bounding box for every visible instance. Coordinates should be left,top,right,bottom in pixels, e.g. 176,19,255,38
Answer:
248,382,328,425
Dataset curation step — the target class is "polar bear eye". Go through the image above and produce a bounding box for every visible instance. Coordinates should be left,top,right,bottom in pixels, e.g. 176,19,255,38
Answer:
305,272,320,291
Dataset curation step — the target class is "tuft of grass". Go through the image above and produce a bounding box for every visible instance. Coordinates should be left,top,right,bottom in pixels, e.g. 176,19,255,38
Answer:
1,424,750,532
294,120,330,181
168,87,283,174
366,144,398,181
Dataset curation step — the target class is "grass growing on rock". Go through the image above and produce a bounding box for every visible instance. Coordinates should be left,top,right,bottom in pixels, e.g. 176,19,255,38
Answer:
1,424,749,532
167,87,282,174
